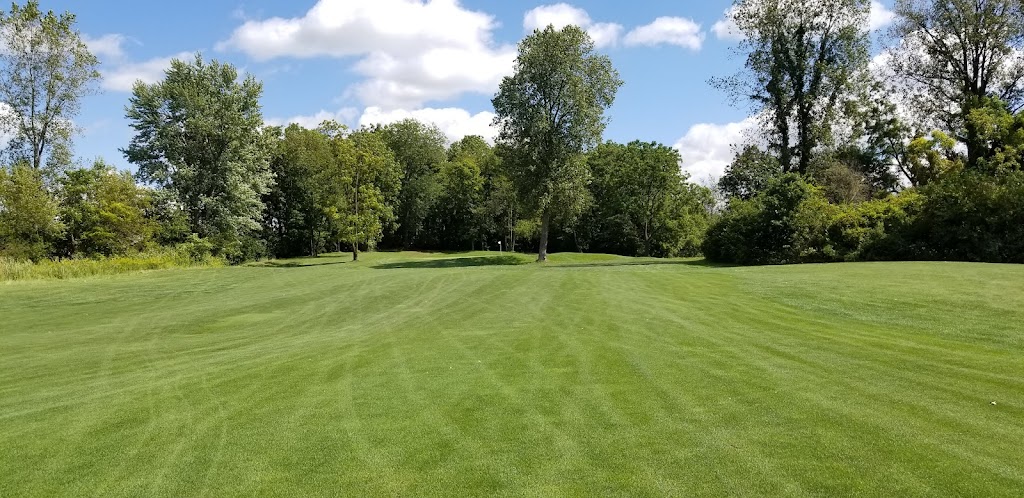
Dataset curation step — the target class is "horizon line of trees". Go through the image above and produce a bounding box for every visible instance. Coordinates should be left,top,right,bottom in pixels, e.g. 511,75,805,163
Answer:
3,0,1024,267
0,1,712,264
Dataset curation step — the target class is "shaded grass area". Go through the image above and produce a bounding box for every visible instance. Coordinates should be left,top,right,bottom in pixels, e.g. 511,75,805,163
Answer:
1,252,1022,496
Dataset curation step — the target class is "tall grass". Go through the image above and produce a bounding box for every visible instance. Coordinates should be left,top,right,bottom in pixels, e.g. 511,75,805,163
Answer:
0,249,224,282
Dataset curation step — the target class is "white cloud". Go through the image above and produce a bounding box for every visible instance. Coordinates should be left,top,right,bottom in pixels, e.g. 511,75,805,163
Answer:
359,106,497,143
673,116,760,181
101,52,193,92
266,108,360,129
712,1,895,41
711,8,742,41
83,33,127,62
625,17,705,50
523,4,624,48
217,0,516,109
869,0,896,30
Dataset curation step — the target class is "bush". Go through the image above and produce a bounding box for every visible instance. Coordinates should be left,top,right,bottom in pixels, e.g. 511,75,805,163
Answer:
911,171,1024,263
703,174,816,265
704,170,1024,265
0,245,224,282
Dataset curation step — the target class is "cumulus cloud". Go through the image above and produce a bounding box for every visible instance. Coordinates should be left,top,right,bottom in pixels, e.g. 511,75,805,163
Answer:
869,0,896,30
101,52,193,92
673,116,761,181
624,17,705,50
523,3,624,48
217,0,516,109
83,33,128,62
359,106,497,143
711,8,742,41
266,108,361,129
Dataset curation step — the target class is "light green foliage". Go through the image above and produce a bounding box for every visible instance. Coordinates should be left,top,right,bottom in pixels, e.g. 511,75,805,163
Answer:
493,25,622,261
807,156,870,204
0,246,222,281
58,159,154,257
903,130,962,186
0,0,99,174
376,119,447,248
0,163,62,259
1,254,1023,494
124,54,272,259
715,0,871,173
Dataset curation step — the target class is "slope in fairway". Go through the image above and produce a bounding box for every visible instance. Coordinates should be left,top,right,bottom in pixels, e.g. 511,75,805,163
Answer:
1,252,1022,496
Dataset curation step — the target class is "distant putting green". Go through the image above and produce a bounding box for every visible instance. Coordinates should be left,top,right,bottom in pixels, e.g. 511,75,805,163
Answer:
1,252,1022,496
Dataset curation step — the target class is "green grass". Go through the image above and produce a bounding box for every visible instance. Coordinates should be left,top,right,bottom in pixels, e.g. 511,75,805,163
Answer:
1,251,1022,496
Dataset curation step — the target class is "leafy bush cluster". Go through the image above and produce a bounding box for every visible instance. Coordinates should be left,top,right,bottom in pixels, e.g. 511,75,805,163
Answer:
704,172,1024,265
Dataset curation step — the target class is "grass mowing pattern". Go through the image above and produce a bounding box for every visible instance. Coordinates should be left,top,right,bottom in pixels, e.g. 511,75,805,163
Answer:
1,252,1022,495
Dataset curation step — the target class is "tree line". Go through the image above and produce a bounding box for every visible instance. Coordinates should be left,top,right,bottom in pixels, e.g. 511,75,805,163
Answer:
0,2,710,264
705,0,1024,264
2,0,1023,266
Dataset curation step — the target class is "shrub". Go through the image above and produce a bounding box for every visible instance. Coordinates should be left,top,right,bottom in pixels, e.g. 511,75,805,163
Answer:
911,171,1024,263
703,174,815,265
0,246,224,282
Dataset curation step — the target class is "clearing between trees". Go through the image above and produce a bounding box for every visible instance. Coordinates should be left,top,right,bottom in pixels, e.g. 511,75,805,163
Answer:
1,252,1021,496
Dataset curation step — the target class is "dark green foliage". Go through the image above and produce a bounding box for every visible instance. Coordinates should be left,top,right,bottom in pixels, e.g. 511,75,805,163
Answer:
703,174,814,265
376,119,447,249
581,141,712,257
718,145,781,200
912,171,1024,263
705,170,1024,265
261,124,334,258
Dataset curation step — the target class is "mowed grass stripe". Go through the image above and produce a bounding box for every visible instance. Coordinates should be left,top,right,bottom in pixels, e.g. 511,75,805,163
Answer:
0,252,1022,496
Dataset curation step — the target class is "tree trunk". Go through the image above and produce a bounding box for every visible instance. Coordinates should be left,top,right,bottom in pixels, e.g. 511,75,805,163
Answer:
352,241,359,262
537,210,551,262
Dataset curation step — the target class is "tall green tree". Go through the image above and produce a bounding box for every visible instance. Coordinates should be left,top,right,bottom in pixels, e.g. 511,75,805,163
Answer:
889,0,1024,169
714,0,871,173
0,163,62,259
123,54,272,259
0,0,100,174
333,129,401,261
377,119,447,249
492,25,622,262
58,159,153,257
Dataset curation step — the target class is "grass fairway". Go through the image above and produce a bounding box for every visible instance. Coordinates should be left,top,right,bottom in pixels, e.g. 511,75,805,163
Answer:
1,252,1022,496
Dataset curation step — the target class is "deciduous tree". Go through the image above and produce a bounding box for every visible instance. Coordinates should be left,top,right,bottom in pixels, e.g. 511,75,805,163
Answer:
0,0,100,175
714,0,871,173
492,25,622,261
123,55,272,259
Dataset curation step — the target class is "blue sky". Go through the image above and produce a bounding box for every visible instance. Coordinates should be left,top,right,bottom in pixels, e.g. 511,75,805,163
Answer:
43,0,895,182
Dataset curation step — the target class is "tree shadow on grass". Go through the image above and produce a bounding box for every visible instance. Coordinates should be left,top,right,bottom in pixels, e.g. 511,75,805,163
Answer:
545,259,736,269
249,259,350,269
373,255,529,270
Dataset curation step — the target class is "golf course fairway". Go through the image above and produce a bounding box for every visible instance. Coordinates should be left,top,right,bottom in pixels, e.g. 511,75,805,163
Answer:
1,252,1021,496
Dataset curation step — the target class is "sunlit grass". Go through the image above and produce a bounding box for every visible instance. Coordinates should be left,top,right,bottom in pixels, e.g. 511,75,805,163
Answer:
1,252,1021,495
